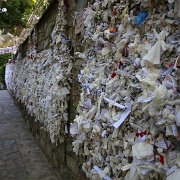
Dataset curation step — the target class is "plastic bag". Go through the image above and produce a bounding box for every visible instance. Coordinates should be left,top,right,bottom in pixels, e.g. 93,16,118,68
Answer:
133,11,148,26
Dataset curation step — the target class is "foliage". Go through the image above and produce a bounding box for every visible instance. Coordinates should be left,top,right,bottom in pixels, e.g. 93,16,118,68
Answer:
0,53,11,87
0,0,37,35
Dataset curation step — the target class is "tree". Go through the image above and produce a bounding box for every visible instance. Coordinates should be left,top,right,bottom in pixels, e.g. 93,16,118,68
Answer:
0,53,11,87
0,0,37,35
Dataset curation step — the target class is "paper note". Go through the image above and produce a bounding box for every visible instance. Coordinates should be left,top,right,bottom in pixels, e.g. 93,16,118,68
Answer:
156,140,171,149
166,166,178,176
169,151,177,160
104,97,126,109
143,97,152,102
113,103,132,128
70,123,79,135
93,166,112,180
171,124,178,137
121,163,132,171
141,168,151,175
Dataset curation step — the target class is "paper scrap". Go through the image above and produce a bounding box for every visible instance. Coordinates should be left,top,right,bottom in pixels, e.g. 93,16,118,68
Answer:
93,166,112,180
113,103,132,128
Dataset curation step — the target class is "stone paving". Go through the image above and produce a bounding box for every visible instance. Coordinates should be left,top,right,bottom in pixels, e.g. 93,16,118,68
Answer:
0,90,58,180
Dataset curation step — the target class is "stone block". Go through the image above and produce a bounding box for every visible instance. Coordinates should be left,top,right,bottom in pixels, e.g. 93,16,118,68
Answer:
52,151,59,168
39,138,45,151
44,38,50,49
66,138,74,155
72,175,79,180
35,133,40,143
40,129,46,141
28,118,33,126
32,130,36,137
45,142,52,159
59,164,72,180
66,155,78,176
80,173,89,180
57,142,65,162
51,142,57,151
32,121,36,132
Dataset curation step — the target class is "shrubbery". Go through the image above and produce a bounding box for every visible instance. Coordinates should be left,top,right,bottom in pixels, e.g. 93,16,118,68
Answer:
0,53,11,88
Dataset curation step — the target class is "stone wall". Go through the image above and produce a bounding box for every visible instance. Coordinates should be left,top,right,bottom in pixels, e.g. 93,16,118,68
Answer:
36,0,59,52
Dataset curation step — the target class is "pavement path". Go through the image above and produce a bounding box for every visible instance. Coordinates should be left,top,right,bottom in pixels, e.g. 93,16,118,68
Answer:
0,90,58,180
